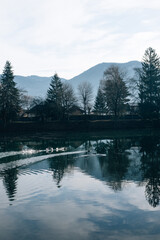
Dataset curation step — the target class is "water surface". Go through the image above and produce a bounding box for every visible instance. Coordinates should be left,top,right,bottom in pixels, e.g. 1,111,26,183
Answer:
0,131,160,240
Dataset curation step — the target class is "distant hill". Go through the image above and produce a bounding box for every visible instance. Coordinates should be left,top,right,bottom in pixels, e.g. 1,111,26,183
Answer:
15,75,52,97
69,61,141,97
15,75,66,98
14,61,141,100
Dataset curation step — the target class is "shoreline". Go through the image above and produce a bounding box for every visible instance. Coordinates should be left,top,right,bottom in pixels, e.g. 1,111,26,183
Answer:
0,119,160,134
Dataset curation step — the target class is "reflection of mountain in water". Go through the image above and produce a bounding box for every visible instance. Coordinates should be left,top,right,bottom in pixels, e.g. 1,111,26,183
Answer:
1,134,160,207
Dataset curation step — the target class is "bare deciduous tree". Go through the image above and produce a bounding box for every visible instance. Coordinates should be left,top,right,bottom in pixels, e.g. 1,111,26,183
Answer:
103,65,129,118
78,81,93,115
62,82,77,119
19,89,33,110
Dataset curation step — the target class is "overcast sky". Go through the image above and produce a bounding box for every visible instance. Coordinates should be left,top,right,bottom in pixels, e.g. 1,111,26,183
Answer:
0,0,160,79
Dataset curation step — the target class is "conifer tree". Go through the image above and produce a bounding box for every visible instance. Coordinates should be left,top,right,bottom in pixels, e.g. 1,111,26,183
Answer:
94,87,106,114
0,61,20,125
136,47,160,119
46,73,63,103
46,73,63,119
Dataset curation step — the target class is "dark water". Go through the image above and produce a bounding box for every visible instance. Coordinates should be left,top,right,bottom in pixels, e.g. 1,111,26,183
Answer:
0,131,160,240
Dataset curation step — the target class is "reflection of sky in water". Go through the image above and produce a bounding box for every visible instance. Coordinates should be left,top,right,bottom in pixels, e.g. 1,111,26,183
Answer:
1,169,160,240
0,135,160,240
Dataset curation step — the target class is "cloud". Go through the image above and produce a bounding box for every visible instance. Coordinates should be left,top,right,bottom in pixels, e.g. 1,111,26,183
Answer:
0,0,160,78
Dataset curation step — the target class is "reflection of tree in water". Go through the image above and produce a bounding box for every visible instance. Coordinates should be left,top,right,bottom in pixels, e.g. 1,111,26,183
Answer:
140,136,160,208
95,141,107,154
97,139,130,191
1,167,18,201
83,140,92,152
49,155,74,188
145,178,160,207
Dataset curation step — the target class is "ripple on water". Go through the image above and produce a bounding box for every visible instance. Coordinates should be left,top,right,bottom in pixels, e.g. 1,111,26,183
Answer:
14,168,56,205
0,150,86,206
19,168,51,176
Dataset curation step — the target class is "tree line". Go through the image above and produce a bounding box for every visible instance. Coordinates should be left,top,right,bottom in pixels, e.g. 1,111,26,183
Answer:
0,47,160,124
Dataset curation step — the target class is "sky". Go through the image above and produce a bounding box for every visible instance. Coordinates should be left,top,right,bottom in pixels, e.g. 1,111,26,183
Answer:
0,0,160,79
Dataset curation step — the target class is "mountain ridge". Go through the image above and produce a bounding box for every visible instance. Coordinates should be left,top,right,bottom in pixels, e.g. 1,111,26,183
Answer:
14,61,141,98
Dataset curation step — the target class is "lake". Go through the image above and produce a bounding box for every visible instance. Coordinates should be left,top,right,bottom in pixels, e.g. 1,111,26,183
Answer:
0,130,160,240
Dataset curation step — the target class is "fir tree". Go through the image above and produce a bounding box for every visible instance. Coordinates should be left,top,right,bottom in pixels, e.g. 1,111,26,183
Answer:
136,47,160,119
94,87,106,114
46,73,63,119
0,61,20,125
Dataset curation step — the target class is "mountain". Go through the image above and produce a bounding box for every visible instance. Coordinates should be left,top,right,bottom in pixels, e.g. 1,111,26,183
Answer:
69,61,141,96
15,75,52,97
14,61,141,99
15,75,66,98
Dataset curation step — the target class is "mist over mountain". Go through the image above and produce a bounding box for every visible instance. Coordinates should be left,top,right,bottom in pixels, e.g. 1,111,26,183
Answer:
14,61,141,100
